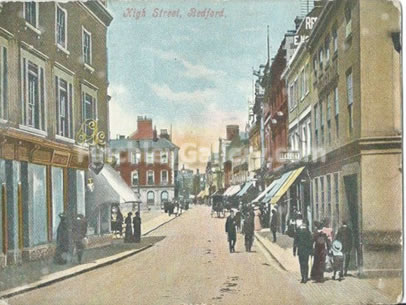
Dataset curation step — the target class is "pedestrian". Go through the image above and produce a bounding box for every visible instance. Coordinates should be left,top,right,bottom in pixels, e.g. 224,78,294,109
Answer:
225,209,237,253
54,213,69,265
321,218,334,243
270,209,278,242
72,214,88,264
243,211,255,252
124,212,133,243
133,211,142,243
311,221,330,282
293,221,313,283
335,221,353,276
116,208,123,237
330,239,344,280
235,210,242,233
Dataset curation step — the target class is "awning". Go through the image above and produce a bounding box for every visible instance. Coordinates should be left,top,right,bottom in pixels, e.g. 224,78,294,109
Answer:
86,169,120,211
252,182,277,203
101,165,137,203
224,185,241,197
197,190,205,198
222,185,235,197
269,167,305,204
236,181,254,197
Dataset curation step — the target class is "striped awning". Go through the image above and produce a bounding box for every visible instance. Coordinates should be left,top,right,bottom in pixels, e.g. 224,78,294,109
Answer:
269,167,305,204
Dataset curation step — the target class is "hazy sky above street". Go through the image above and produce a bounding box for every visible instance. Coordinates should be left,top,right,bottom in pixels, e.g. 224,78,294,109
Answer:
107,0,301,170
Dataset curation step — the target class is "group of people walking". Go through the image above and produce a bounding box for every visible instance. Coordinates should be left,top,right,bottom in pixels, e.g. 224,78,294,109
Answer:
225,206,256,253
124,211,142,243
293,219,353,283
54,213,88,265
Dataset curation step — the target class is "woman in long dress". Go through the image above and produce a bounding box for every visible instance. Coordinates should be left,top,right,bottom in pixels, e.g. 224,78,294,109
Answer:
311,221,330,282
124,212,133,243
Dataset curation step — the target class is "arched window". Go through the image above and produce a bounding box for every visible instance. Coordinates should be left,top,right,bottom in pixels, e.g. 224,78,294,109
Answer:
161,191,169,202
147,191,155,204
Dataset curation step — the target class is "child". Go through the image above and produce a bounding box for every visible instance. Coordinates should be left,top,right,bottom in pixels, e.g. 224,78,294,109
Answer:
331,240,344,281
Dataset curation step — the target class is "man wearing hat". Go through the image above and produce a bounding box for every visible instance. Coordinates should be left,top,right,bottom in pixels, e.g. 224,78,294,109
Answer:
54,213,69,265
293,221,313,283
336,221,353,276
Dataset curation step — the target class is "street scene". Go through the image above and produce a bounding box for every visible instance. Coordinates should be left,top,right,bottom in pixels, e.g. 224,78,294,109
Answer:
0,0,403,304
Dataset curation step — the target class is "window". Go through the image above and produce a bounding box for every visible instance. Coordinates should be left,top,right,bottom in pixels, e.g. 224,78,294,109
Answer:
289,84,294,110
327,93,331,145
24,2,38,28
301,125,307,157
334,86,339,138
333,27,338,54
305,63,310,95
314,179,319,221
161,191,168,202
161,151,168,163
300,69,305,100
320,176,325,218
345,4,352,38
21,53,46,131
314,104,319,146
307,121,311,155
55,76,73,138
320,101,324,145
318,47,324,71
56,5,67,49
161,170,168,185
313,55,318,79
325,36,330,63
147,191,155,204
131,151,141,164
131,171,139,186
0,45,7,120
147,151,153,164
346,70,353,133
147,170,154,185
82,27,92,65
327,175,332,222
82,92,97,122
334,173,339,228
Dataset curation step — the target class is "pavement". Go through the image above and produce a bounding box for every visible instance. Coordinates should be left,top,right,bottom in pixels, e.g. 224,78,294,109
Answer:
0,209,180,299
3,205,401,305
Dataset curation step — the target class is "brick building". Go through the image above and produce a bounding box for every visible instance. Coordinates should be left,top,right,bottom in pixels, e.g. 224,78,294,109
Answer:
110,117,179,209
0,2,112,266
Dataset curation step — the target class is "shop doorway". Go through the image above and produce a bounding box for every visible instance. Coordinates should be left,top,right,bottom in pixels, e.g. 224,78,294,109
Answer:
344,174,361,270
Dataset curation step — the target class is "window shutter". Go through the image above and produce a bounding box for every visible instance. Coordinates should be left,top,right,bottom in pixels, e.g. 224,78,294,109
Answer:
39,67,45,130
68,83,73,138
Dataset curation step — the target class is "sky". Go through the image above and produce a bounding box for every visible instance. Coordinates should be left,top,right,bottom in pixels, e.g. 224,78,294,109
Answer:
107,0,302,170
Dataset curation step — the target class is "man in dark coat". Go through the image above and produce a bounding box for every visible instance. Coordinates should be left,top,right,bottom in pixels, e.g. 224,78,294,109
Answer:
293,222,313,283
243,212,255,252
133,211,142,243
270,209,278,242
335,221,353,276
72,214,88,264
54,213,69,265
225,210,237,253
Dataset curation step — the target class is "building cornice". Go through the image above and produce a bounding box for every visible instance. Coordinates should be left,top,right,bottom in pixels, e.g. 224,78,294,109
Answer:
77,1,113,28
0,26,13,40
307,1,335,50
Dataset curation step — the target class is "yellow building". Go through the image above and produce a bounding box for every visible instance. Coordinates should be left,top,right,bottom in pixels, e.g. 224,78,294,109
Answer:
307,0,401,276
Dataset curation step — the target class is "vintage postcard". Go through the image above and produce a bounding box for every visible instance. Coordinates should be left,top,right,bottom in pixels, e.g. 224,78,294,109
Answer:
0,0,403,304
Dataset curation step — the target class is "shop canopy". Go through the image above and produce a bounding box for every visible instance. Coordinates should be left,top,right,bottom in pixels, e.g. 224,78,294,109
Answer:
223,185,235,197
224,184,242,197
236,181,254,197
252,182,277,203
101,165,138,203
197,190,205,198
269,167,305,205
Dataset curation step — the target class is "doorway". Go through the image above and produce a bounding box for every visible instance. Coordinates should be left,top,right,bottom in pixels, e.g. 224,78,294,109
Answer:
344,174,361,270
